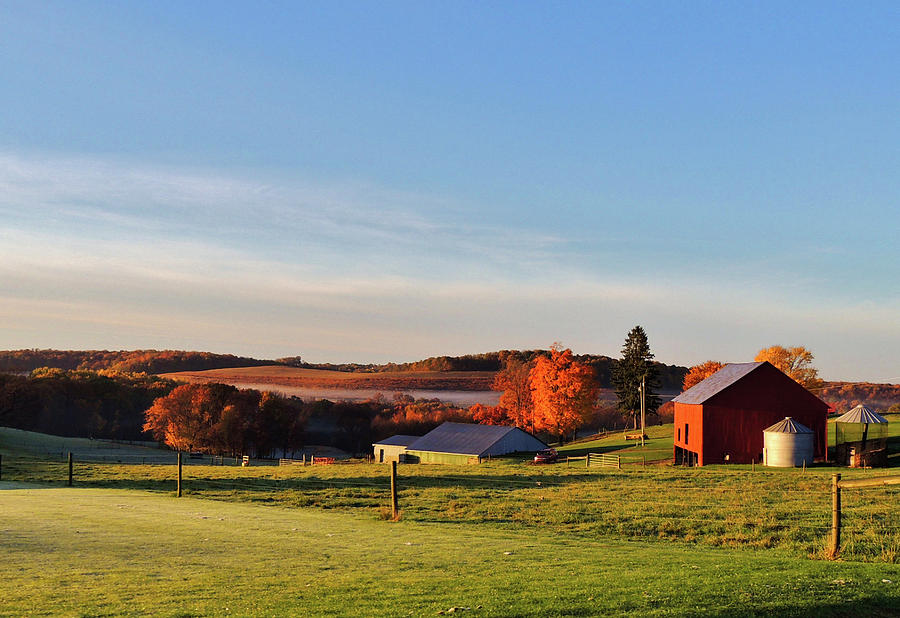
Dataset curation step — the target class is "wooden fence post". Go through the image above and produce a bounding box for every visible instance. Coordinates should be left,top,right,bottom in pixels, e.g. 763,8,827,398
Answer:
177,452,183,498
390,461,399,519
830,473,841,557
67,452,73,487
586,454,590,469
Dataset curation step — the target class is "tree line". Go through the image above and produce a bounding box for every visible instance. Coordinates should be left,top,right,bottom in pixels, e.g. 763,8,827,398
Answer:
0,369,175,440
0,350,274,374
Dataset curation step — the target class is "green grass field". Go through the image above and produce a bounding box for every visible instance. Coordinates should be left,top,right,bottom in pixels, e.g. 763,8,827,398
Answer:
2,423,899,616
2,487,899,617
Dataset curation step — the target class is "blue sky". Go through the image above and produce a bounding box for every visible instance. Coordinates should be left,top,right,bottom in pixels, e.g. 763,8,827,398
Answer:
1,1,897,381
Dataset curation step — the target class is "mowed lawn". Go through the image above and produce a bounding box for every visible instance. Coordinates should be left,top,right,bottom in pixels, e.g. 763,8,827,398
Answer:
1,486,899,617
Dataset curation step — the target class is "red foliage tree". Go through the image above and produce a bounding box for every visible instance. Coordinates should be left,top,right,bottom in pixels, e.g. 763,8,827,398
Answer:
143,383,224,452
492,357,533,430
469,403,510,425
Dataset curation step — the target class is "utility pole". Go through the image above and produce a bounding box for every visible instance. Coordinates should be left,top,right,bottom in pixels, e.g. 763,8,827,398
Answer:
639,374,646,447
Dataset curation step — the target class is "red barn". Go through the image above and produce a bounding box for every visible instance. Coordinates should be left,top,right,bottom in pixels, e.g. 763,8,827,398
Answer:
672,361,828,466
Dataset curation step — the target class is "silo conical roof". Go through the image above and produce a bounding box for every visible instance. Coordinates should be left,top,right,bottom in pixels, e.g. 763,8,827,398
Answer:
764,417,813,434
835,404,888,424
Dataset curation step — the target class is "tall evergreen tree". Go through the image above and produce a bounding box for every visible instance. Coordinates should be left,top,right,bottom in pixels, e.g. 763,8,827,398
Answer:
613,325,661,427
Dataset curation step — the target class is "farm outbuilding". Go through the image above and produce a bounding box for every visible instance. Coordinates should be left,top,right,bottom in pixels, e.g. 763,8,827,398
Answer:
763,417,814,467
834,404,889,468
372,435,419,463
390,422,547,464
672,361,829,466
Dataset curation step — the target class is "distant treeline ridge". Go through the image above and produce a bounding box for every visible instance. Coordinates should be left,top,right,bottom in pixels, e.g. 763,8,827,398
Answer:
0,350,274,375
0,349,688,391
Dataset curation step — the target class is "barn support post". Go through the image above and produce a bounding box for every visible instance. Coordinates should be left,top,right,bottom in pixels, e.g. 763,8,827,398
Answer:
67,452,73,487
177,452,183,498
390,461,399,520
830,473,841,557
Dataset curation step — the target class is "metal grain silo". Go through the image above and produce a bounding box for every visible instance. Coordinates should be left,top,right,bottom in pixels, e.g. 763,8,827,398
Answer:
763,417,814,467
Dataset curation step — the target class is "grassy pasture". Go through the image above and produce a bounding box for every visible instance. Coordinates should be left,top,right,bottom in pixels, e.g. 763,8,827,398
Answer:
4,452,898,563
0,427,171,464
1,486,899,617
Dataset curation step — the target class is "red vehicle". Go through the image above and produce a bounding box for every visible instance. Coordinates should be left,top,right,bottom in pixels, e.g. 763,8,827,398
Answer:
533,448,558,464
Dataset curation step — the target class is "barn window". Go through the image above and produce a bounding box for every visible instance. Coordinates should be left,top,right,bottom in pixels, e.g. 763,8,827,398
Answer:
685,424,689,444
677,427,681,442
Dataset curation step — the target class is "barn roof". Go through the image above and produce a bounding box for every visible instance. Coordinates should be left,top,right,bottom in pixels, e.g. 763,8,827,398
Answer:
672,362,765,404
835,404,888,424
764,417,813,434
373,434,421,447
406,422,535,455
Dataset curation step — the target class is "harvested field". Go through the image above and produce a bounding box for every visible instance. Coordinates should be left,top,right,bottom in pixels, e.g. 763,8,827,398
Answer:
161,365,496,391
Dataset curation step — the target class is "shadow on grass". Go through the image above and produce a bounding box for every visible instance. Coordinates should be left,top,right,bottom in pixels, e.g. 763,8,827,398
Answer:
45,472,616,494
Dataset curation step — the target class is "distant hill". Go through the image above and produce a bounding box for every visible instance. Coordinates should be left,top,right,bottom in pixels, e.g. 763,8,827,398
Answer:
817,381,900,413
0,348,688,392
0,350,274,375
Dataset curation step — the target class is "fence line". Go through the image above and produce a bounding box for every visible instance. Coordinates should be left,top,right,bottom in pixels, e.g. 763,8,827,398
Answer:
830,473,900,557
6,453,898,560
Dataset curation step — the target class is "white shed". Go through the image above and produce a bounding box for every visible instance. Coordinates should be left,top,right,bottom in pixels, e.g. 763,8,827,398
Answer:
372,435,420,463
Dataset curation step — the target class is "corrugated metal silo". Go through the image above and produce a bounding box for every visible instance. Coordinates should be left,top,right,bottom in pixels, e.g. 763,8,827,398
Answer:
763,417,814,467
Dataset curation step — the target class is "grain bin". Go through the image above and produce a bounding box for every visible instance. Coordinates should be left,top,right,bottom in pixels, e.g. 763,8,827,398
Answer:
763,417,814,467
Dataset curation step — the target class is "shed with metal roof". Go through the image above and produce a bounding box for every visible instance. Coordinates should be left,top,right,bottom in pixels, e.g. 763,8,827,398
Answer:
672,361,828,466
403,422,548,464
372,435,420,463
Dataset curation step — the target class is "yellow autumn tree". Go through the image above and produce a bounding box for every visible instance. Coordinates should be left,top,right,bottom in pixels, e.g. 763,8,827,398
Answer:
754,345,823,389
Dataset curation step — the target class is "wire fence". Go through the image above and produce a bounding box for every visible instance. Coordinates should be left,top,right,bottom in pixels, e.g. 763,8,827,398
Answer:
2,452,897,561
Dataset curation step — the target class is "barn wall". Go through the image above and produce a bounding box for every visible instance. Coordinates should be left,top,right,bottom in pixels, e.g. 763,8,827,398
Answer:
673,403,704,465
482,429,547,457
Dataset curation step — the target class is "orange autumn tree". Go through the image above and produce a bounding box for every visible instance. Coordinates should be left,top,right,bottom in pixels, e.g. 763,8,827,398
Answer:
468,403,509,425
143,383,225,452
492,357,534,430
529,345,598,442
682,361,726,391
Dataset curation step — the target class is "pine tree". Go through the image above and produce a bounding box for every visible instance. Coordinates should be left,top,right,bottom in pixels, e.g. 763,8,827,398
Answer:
613,326,661,428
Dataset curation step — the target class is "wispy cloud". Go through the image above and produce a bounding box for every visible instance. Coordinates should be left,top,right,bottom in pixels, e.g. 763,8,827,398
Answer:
0,151,565,277
1,151,897,381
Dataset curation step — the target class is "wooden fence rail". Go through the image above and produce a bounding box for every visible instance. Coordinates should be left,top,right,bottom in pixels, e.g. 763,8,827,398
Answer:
829,473,900,557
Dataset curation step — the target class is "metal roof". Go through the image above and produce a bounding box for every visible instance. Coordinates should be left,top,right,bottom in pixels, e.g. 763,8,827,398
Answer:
373,434,421,447
835,404,888,424
764,417,813,434
671,362,765,404
406,422,536,455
